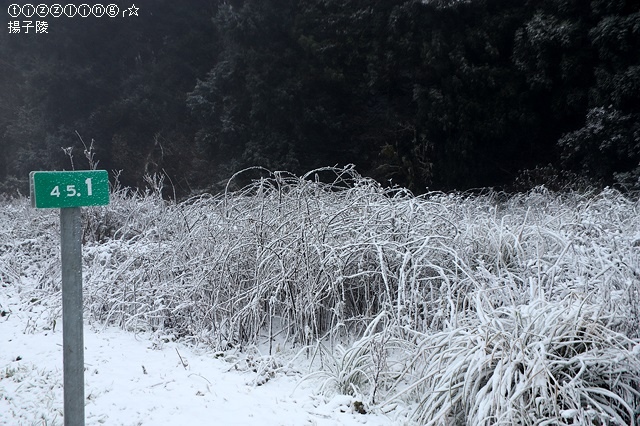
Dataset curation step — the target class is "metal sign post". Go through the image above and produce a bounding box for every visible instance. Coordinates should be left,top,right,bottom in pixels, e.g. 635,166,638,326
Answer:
30,170,110,426
61,207,84,426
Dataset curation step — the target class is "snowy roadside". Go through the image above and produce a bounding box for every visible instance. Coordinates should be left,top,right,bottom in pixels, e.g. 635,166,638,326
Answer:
4,182,640,424
0,281,396,426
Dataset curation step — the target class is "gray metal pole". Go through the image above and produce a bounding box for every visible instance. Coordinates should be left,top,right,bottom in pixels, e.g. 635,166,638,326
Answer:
60,207,85,426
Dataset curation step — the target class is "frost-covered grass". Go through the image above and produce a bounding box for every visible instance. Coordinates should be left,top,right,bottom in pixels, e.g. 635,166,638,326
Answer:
2,166,639,424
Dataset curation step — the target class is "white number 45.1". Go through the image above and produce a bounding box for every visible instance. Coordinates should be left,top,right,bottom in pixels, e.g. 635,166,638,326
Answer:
50,178,93,198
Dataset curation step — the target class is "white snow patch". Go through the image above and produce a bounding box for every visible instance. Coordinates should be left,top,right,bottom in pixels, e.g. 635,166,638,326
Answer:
0,287,394,426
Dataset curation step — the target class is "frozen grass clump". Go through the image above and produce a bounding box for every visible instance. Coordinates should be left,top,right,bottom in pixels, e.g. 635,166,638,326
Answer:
385,296,640,425
303,312,410,407
0,197,60,307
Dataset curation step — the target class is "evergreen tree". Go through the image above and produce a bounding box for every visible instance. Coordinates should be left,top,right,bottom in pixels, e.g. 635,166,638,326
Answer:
559,0,640,187
2,0,639,195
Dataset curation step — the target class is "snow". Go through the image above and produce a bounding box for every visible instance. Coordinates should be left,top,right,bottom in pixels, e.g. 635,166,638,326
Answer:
0,282,394,426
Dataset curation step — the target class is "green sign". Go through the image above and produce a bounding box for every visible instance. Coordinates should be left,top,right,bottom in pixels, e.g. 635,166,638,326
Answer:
30,170,110,208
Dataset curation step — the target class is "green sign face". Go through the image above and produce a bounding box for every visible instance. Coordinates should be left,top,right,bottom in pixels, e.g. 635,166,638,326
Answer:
30,170,110,208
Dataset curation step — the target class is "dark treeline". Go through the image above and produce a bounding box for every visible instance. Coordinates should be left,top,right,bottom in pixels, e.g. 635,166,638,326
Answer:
1,0,638,196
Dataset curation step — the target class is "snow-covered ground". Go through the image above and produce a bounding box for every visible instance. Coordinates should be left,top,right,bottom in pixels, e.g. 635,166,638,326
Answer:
1,279,395,425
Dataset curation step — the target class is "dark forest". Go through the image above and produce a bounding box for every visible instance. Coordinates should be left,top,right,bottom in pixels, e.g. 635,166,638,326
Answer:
1,0,639,197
